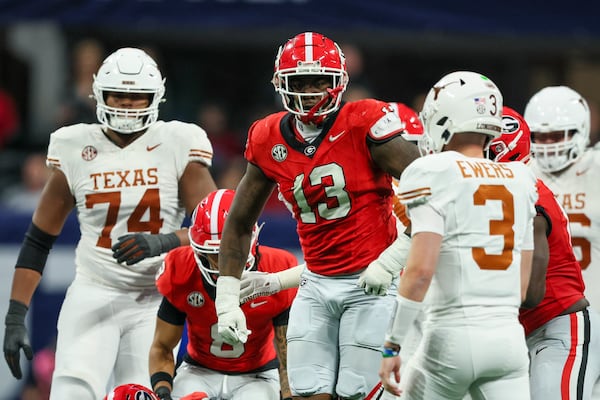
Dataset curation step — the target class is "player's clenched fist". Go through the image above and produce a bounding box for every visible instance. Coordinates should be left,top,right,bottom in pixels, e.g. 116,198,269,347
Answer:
215,276,251,344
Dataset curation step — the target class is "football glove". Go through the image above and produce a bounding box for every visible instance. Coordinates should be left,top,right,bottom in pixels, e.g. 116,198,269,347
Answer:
358,234,411,296
216,276,251,345
155,386,173,400
3,300,33,379
239,264,304,303
112,233,180,265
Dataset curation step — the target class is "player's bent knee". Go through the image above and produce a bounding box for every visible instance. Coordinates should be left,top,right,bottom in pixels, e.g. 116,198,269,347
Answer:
336,369,368,400
50,376,96,400
289,366,328,396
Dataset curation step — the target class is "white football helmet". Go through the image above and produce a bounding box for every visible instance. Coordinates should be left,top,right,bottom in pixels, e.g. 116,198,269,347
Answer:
92,48,165,134
524,86,590,173
419,71,503,155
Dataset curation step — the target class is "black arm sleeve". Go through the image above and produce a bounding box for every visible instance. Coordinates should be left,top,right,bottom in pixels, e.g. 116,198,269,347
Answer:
157,297,186,326
535,205,552,237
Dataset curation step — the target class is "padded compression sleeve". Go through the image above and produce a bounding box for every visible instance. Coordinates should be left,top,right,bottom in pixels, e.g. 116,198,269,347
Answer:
15,223,58,274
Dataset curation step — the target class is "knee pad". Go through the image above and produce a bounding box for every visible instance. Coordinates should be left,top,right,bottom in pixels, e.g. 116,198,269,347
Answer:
336,369,368,400
289,366,330,396
50,376,96,400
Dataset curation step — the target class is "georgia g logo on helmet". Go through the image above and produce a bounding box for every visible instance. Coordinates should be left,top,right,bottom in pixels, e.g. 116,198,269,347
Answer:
502,114,520,135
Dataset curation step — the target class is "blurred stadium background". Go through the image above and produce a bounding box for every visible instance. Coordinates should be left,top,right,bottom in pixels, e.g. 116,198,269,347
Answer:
1,0,599,398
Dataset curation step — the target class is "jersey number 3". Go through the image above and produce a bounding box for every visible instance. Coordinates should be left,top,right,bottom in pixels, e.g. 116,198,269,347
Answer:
472,185,515,270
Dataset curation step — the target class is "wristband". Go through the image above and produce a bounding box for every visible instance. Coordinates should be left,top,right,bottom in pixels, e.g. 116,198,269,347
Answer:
150,371,173,390
381,346,400,358
277,263,305,290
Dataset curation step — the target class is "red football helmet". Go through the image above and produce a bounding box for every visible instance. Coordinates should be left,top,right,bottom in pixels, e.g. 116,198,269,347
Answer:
390,102,424,142
272,32,349,125
488,106,531,163
104,384,159,400
188,189,260,286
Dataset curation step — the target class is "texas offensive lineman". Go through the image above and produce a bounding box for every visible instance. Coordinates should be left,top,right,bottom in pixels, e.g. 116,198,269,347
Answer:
524,87,600,309
491,106,600,400
3,48,216,399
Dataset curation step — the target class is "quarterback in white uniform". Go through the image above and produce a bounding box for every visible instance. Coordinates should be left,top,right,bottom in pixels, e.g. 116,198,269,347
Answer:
3,48,216,399
380,71,537,399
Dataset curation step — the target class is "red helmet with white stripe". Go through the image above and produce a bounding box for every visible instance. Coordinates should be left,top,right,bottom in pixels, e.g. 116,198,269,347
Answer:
489,106,531,164
188,189,260,286
104,384,159,400
272,32,349,125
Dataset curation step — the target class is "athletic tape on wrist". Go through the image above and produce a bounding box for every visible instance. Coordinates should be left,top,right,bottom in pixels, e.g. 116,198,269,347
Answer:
385,294,423,345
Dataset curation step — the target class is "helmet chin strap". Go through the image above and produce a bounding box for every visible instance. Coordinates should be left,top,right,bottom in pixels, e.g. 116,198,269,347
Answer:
299,86,344,125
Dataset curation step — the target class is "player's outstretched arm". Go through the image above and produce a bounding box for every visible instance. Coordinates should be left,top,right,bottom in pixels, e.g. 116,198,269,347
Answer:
239,264,305,303
112,232,181,265
111,162,217,266
358,234,411,296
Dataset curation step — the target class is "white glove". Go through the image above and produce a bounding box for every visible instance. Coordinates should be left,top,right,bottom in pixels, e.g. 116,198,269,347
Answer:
239,264,305,304
215,276,251,345
239,271,281,304
358,234,411,296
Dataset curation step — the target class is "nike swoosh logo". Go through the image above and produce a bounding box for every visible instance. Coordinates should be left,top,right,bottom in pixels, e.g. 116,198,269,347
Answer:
535,346,548,355
250,300,268,308
329,130,346,142
146,143,162,151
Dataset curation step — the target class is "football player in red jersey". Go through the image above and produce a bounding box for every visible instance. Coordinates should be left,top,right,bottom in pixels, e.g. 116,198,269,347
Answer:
490,106,600,400
213,32,420,399
149,189,297,400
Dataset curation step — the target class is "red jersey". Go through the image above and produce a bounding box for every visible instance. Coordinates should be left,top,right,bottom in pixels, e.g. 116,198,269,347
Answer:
156,245,298,373
245,100,403,275
519,179,586,336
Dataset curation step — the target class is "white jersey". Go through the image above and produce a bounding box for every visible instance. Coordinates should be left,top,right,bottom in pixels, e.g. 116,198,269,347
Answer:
46,120,213,290
531,148,600,311
398,151,538,323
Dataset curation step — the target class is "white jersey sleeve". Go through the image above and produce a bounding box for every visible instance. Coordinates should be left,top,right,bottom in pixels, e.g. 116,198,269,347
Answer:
47,121,213,290
397,152,537,321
